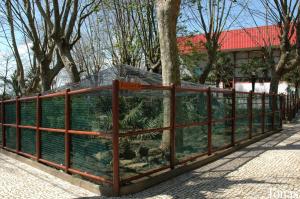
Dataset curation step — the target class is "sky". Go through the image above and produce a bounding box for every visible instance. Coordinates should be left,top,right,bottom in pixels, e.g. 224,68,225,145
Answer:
0,0,287,93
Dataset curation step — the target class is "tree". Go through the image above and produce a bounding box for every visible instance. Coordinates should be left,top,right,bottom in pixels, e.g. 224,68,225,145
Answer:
35,0,100,83
182,0,247,84
4,1,65,92
284,66,300,97
262,0,300,93
207,52,234,88
240,57,268,92
156,0,181,150
130,0,161,72
4,0,26,95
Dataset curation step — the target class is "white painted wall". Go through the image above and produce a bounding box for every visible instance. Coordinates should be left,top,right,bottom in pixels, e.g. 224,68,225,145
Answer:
234,81,291,94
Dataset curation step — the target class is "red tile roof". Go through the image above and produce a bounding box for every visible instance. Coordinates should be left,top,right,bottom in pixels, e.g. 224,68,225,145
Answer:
178,25,296,54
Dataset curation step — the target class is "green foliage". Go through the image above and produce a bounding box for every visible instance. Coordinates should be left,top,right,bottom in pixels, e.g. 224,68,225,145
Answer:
207,52,234,87
71,91,113,132
240,57,268,81
20,101,36,126
41,97,65,129
119,91,164,132
180,49,206,82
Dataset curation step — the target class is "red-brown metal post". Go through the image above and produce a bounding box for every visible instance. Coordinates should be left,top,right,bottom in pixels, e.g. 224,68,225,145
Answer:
287,94,290,121
280,95,283,128
262,93,265,134
272,93,275,131
36,94,41,160
16,97,20,152
231,89,236,146
207,87,212,155
170,84,176,169
65,89,70,173
112,80,120,196
281,95,286,123
248,91,253,139
1,100,4,148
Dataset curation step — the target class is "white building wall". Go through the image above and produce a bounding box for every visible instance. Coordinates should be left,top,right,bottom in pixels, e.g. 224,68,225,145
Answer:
234,81,290,94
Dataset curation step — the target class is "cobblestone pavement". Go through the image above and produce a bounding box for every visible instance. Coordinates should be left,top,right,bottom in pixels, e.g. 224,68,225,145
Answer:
0,153,97,199
2,121,300,199
126,121,300,199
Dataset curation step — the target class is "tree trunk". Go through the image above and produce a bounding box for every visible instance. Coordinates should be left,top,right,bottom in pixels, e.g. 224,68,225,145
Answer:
156,0,181,150
58,45,81,83
199,48,216,84
269,69,280,94
6,0,26,95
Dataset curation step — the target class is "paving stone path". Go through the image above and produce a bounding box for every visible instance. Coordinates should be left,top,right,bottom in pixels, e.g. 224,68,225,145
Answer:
1,120,300,199
0,152,97,199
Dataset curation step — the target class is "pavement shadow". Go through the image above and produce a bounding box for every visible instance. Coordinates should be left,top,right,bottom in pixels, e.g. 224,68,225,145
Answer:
77,119,300,199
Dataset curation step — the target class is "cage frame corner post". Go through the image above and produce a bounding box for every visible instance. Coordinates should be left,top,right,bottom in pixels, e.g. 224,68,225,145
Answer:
112,80,120,196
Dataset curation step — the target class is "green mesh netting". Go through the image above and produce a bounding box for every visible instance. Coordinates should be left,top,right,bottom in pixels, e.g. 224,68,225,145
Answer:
41,97,64,129
235,117,249,141
5,127,16,149
252,94,262,135
175,91,207,126
274,111,281,130
212,122,232,149
20,129,36,155
5,103,16,124
119,90,167,132
119,132,169,180
70,135,112,179
264,113,273,132
265,95,273,132
175,125,208,160
265,95,273,114
0,103,2,123
41,131,65,165
235,93,249,141
236,93,249,116
20,100,36,126
212,92,232,120
70,90,112,132
0,126,2,146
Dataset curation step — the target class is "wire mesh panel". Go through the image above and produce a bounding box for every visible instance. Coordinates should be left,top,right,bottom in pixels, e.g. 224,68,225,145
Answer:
265,113,273,132
235,117,249,142
252,94,262,135
41,97,65,129
211,91,232,150
265,95,273,114
212,122,232,150
119,89,167,132
5,127,16,150
274,111,281,130
70,90,112,132
175,126,208,160
175,90,207,126
235,93,249,142
41,131,65,165
0,103,2,123
20,100,36,126
236,93,249,116
212,92,232,120
20,129,36,155
174,90,208,160
5,102,16,124
70,135,112,179
119,132,169,180
0,127,2,146
265,95,273,132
